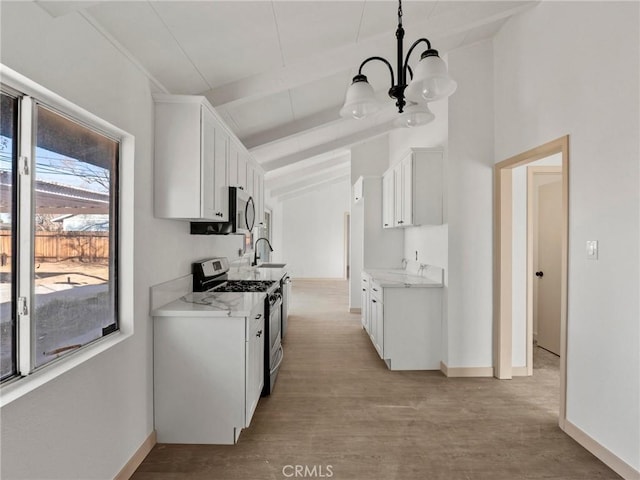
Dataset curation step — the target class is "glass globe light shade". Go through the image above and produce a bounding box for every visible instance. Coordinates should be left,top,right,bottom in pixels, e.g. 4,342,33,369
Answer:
405,51,457,103
393,102,435,128
340,75,380,119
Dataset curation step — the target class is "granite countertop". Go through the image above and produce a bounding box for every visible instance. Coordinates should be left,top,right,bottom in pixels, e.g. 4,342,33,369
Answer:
152,291,266,318
364,268,444,288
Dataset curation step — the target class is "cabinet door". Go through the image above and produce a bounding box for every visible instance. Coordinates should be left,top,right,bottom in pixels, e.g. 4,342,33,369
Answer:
393,163,403,227
370,295,383,357
401,155,413,226
245,309,265,427
200,106,216,219
213,124,229,220
246,163,255,199
382,172,394,228
354,176,363,203
228,140,239,187
361,283,369,331
253,169,262,225
237,152,248,191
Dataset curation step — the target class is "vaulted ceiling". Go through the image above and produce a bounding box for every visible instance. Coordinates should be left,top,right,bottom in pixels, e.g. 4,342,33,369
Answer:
36,0,538,201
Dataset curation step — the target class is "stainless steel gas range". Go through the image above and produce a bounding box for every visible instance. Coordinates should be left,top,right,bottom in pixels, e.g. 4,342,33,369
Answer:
192,258,283,396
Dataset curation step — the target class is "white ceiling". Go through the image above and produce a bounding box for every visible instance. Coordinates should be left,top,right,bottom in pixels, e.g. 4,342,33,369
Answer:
38,0,538,201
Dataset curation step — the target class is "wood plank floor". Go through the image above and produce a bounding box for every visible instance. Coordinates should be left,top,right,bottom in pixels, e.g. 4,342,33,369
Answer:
132,279,619,480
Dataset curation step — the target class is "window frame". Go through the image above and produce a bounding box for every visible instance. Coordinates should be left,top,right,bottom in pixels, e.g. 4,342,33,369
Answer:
0,87,20,382
0,65,134,405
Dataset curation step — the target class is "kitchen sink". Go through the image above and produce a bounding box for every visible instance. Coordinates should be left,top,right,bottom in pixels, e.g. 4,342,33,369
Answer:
257,263,287,268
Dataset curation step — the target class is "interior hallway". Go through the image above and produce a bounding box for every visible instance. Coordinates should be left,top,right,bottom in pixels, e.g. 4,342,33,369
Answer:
132,279,619,479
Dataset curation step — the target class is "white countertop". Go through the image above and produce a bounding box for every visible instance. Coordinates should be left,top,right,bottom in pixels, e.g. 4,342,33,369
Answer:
364,268,444,288
227,266,287,282
152,291,266,317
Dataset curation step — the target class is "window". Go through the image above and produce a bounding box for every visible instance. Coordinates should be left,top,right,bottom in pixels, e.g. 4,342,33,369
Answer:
0,85,120,382
0,91,18,381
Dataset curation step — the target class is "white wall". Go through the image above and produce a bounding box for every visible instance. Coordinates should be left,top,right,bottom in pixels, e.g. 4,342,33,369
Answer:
0,3,244,478
445,39,495,368
280,179,350,278
511,153,562,367
494,1,639,471
350,134,390,183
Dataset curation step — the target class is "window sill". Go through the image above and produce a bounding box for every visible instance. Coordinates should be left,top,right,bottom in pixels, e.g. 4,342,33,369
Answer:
0,330,132,408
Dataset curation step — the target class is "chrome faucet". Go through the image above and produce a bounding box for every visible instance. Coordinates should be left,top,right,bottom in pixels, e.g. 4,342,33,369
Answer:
253,237,274,266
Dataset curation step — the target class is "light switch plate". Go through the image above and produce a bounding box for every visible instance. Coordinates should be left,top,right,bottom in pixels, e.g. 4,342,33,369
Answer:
586,240,598,260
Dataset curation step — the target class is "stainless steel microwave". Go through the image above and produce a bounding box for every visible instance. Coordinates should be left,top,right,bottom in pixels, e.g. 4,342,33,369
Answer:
190,187,255,235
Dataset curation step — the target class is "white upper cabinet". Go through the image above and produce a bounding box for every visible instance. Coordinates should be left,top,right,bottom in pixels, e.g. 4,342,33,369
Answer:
153,94,266,223
383,148,443,228
353,176,364,203
382,171,394,229
228,140,239,187
246,162,255,199
154,95,229,221
254,168,264,225
237,151,248,192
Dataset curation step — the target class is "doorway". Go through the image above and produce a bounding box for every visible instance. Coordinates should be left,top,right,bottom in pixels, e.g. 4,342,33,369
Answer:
493,136,569,429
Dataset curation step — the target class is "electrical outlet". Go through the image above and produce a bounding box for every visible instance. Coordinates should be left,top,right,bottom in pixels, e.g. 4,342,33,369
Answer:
586,240,598,260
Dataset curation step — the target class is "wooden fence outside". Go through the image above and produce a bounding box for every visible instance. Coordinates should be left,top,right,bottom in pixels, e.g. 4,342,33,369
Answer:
0,231,109,262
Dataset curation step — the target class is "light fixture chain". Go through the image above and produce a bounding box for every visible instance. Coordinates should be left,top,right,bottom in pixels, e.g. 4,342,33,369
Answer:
398,0,403,26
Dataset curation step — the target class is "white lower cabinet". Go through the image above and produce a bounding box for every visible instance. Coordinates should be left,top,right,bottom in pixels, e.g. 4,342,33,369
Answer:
153,302,264,444
367,282,441,370
361,274,370,332
370,282,384,357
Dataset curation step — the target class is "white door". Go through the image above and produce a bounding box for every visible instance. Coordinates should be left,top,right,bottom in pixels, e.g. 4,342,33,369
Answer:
535,178,562,355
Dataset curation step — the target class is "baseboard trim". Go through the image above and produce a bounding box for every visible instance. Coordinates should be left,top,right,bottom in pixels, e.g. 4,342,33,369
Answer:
349,308,361,314
563,421,639,480
440,362,494,378
114,430,156,480
512,366,529,376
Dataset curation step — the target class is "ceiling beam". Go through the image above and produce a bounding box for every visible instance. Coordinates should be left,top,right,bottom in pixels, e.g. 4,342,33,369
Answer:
242,105,342,150
265,156,350,190
274,174,351,203
201,2,538,110
259,120,395,173
268,165,351,198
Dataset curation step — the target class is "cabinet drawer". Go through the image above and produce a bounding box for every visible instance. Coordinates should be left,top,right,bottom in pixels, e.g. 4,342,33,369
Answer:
370,281,383,302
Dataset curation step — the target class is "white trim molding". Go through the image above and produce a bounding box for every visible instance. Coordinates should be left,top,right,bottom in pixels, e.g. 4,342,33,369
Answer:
512,366,529,377
440,362,494,378
114,431,157,480
563,421,639,480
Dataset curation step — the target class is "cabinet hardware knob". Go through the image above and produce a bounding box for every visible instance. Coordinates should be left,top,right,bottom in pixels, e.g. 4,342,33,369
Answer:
255,313,262,319
256,330,262,337
372,299,377,303
373,288,378,292
535,271,544,277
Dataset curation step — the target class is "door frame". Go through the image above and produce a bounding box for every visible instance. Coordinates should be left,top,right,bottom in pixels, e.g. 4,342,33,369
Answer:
493,135,569,428
527,166,562,373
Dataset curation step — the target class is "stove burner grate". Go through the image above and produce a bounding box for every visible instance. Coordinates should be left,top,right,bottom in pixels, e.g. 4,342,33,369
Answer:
212,280,276,293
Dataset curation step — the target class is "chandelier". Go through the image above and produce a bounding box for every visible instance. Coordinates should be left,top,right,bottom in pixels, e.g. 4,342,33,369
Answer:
339,0,457,128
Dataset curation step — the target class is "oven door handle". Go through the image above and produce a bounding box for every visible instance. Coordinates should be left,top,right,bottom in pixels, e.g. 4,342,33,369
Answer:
270,345,284,376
